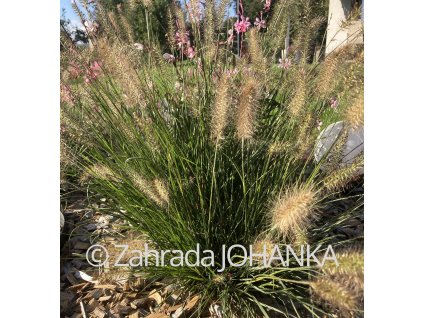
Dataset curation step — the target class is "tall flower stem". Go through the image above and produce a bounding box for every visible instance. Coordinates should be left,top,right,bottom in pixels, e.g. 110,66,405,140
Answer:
145,8,151,67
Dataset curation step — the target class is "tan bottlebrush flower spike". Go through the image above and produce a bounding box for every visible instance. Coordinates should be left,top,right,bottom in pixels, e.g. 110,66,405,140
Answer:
130,171,167,207
288,70,306,118
251,239,275,264
248,29,265,76
211,73,230,143
80,164,120,184
345,91,364,130
311,276,362,316
270,184,319,238
312,247,364,316
154,179,169,205
236,79,257,140
316,48,345,97
323,155,364,191
322,248,364,279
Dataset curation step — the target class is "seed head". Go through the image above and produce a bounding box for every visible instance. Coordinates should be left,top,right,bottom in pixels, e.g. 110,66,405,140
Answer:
270,184,319,238
345,92,364,131
288,71,306,118
236,79,257,140
211,74,231,143
311,276,362,315
323,155,364,191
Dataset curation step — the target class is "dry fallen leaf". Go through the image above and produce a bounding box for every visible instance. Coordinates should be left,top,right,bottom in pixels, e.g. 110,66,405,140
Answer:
148,289,163,305
171,307,184,318
92,307,107,318
184,295,200,312
146,312,168,318
75,270,97,283
98,295,112,302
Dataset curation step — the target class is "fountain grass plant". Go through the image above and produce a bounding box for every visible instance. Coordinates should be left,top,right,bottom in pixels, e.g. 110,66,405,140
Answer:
61,0,364,317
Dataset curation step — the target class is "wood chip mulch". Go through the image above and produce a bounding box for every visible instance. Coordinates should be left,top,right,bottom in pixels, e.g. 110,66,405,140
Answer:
60,192,207,318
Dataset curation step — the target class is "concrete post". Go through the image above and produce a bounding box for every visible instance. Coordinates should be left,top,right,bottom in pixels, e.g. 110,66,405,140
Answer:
325,0,351,55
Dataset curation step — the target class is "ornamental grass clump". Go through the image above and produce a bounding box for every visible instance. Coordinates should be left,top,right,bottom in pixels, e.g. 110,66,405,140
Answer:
61,0,364,316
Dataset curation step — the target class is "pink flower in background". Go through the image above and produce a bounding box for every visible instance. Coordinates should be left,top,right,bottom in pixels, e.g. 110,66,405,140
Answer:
254,17,266,29
330,97,339,109
91,61,101,72
264,0,272,12
234,16,251,33
186,46,196,59
316,120,323,130
84,21,99,34
60,84,73,103
254,13,266,29
163,53,176,63
68,62,82,79
84,61,102,83
225,68,239,77
278,58,292,70
175,31,190,48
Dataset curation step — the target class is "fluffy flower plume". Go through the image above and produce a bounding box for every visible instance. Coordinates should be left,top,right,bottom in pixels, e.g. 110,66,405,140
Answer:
130,172,167,207
80,164,120,184
251,239,274,263
268,141,292,156
323,155,364,191
141,0,152,9
316,49,346,97
345,92,364,130
322,248,364,279
248,29,266,75
311,247,364,316
154,179,170,205
270,184,319,237
186,0,201,23
236,79,257,140
311,277,362,315
288,70,307,118
211,74,231,143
